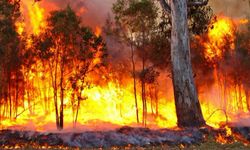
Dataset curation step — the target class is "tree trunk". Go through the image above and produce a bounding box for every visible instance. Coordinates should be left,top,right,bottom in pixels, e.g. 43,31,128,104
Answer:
130,42,139,123
50,58,60,129
171,0,205,127
243,85,250,112
141,58,147,126
59,64,64,130
246,91,250,112
15,71,19,118
8,72,12,118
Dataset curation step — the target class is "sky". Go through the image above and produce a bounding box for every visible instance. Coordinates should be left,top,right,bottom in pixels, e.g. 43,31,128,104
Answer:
209,0,250,18
34,0,250,28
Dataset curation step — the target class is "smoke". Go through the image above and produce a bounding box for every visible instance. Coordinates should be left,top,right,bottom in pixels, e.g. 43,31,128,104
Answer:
41,0,115,28
26,0,250,31
209,0,250,18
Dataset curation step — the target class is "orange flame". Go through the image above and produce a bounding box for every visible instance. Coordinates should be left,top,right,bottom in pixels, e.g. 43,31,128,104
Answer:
21,0,46,35
2,1,250,134
95,26,102,37
204,16,235,61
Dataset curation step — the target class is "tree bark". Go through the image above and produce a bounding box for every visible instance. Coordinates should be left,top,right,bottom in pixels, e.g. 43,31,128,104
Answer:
243,85,250,112
8,72,12,118
130,42,139,123
170,0,205,127
59,62,64,130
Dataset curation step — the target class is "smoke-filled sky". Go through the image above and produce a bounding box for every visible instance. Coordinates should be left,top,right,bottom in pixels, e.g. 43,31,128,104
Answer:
35,0,250,29
73,0,250,27
209,0,250,18
39,0,116,28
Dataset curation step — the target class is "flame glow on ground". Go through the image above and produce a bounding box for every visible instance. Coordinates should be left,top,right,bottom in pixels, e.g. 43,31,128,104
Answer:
1,2,250,131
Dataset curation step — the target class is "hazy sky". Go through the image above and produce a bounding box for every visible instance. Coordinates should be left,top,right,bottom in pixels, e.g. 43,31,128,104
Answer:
209,0,250,18
36,0,250,28
78,0,250,27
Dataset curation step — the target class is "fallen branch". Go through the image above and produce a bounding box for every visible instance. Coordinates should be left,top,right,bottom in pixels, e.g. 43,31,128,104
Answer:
14,102,39,119
205,109,229,124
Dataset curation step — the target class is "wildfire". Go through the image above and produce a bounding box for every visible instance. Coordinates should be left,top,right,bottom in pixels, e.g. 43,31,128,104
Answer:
95,26,102,37
204,16,235,61
1,0,250,136
199,15,250,129
15,22,25,35
215,125,233,144
21,0,46,35
237,19,249,25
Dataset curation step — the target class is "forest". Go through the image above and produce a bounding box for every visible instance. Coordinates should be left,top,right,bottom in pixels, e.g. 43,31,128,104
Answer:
0,0,250,136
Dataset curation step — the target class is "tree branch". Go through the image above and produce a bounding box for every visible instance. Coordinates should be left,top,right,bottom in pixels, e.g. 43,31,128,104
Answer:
188,0,209,7
159,0,171,14
159,0,209,14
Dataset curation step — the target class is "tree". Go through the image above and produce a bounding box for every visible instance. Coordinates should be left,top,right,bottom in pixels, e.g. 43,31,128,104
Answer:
34,6,107,130
160,0,209,127
0,0,22,119
35,6,81,130
69,27,107,127
112,0,160,125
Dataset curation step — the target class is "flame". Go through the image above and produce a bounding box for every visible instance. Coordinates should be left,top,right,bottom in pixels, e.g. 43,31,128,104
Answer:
204,16,235,61
95,26,102,37
216,134,228,144
21,0,46,35
15,22,25,35
215,126,233,144
238,19,249,25
200,16,250,129
0,71,177,130
1,0,250,135
225,126,232,136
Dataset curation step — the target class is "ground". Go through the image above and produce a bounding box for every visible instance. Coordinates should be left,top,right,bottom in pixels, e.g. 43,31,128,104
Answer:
1,126,250,149
3,140,250,150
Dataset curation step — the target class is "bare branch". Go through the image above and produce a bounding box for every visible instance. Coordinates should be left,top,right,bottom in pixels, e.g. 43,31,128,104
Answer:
159,0,171,14
188,0,209,7
159,0,209,14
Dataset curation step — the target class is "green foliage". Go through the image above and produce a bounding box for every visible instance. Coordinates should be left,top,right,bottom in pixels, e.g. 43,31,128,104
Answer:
112,0,214,70
188,5,214,35
112,0,170,70
112,0,158,44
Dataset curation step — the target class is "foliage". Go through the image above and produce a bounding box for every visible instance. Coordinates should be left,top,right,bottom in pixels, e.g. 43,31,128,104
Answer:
33,6,107,129
188,4,214,35
0,0,22,118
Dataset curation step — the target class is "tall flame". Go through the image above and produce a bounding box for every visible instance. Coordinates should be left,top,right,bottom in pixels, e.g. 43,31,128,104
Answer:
200,16,250,128
21,0,46,35
204,16,235,61
2,0,250,134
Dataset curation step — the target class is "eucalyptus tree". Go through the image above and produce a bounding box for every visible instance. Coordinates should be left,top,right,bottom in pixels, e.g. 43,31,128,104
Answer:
34,6,107,130
113,0,159,125
0,0,21,119
159,0,210,127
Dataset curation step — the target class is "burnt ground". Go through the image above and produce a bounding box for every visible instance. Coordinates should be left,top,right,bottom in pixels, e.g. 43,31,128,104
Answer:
0,126,250,149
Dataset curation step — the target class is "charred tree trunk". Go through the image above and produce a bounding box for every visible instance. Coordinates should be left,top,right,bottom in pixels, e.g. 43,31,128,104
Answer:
15,71,19,118
149,85,154,114
59,63,64,130
50,52,60,129
8,72,12,118
170,0,205,127
243,85,250,112
246,91,250,112
130,42,139,123
141,57,147,126
154,84,159,116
